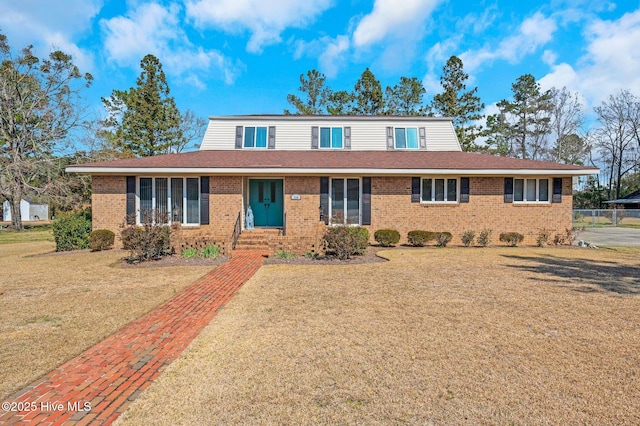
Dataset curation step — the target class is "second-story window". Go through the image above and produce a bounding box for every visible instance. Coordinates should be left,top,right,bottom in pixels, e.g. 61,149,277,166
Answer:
244,126,268,148
394,127,419,149
320,127,343,149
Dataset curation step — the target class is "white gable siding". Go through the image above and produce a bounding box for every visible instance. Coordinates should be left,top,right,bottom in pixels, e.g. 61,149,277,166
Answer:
199,116,461,151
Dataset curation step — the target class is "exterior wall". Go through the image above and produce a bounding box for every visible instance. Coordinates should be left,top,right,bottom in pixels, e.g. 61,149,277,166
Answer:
92,175,244,249
92,174,574,250
282,176,323,236
92,176,127,238
2,199,47,221
200,117,461,151
367,176,573,246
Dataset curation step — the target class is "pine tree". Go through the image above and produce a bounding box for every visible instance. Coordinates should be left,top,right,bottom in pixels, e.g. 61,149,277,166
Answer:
284,70,331,115
102,55,182,157
431,56,484,151
353,68,384,115
385,76,427,116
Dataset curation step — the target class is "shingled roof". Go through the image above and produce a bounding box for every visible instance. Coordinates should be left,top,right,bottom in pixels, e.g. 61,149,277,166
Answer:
67,150,598,176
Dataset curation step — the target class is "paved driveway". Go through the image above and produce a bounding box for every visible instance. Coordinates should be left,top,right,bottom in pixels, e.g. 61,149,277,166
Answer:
577,227,640,247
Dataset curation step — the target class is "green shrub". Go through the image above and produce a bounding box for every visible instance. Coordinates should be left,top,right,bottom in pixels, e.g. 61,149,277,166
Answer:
89,229,115,251
374,229,400,247
324,225,369,260
199,244,221,259
461,230,475,247
499,232,524,247
304,251,318,259
536,229,550,247
120,212,172,263
181,247,198,258
407,230,435,247
52,209,92,252
435,231,453,247
477,229,492,247
275,249,296,259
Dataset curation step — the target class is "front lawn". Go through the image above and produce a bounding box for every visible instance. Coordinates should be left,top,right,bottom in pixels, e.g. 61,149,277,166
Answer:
0,241,214,400
117,246,640,425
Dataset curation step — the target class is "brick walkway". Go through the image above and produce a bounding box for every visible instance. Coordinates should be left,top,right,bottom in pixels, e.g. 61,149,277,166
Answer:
0,250,267,426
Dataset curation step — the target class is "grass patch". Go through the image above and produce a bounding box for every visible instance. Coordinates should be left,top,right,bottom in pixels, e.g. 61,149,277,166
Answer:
118,247,640,425
0,227,53,244
0,241,214,400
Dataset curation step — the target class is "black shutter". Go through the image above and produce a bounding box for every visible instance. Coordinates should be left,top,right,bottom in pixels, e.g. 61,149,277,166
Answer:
268,126,276,149
504,178,514,203
386,126,394,150
200,176,210,225
419,127,427,149
126,176,136,224
235,126,243,149
411,177,420,203
460,177,470,203
320,177,329,224
362,177,371,225
311,126,319,149
553,177,563,203
344,126,351,150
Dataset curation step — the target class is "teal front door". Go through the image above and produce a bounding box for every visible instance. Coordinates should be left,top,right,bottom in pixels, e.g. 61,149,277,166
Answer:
249,179,283,227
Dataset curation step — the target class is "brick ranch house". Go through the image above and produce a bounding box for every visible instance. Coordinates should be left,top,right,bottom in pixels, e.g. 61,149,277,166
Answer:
67,115,598,255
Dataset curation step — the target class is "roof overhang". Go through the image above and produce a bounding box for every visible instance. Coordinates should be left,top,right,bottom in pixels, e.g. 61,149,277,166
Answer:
67,166,599,176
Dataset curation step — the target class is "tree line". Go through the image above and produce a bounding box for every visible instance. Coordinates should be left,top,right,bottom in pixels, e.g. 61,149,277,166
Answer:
284,62,639,204
2,31,639,229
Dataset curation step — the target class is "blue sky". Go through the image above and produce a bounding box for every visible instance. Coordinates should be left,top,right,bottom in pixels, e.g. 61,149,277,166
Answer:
1,0,640,127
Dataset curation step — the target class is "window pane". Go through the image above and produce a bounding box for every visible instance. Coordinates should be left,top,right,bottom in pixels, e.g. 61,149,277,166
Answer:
406,128,418,149
155,178,168,222
514,179,524,202
331,178,344,223
320,127,331,148
395,128,406,148
346,179,359,224
539,179,549,202
186,178,199,224
332,127,343,148
526,179,537,201
139,178,152,222
256,127,267,148
422,179,432,202
244,127,255,147
435,179,445,201
447,179,457,202
171,178,183,223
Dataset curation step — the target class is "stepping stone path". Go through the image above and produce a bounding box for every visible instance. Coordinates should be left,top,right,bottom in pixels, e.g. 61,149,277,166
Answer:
0,250,267,425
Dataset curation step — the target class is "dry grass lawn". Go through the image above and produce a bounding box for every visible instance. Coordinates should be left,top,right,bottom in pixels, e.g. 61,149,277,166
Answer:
117,247,640,425
0,241,213,400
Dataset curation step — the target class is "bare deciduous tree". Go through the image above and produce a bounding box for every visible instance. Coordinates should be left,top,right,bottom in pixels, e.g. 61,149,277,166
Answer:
0,33,92,230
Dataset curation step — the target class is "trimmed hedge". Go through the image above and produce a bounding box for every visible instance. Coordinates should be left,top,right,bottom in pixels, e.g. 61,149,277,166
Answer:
499,232,524,247
407,230,436,247
89,229,115,251
324,225,369,260
52,209,92,252
374,229,400,247
461,230,475,247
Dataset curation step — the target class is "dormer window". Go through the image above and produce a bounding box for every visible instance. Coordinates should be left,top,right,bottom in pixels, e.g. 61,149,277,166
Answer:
244,126,268,148
394,127,419,149
320,127,343,149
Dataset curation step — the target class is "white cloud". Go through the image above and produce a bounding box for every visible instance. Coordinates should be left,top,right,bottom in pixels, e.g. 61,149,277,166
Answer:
318,36,350,78
352,0,442,48
185,0,333,53
101,2,243,85
0,0,101,71
539,10,640,107
460,12,557,73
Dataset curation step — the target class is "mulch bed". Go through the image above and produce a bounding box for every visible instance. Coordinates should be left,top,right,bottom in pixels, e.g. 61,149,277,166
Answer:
264,246,388,265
